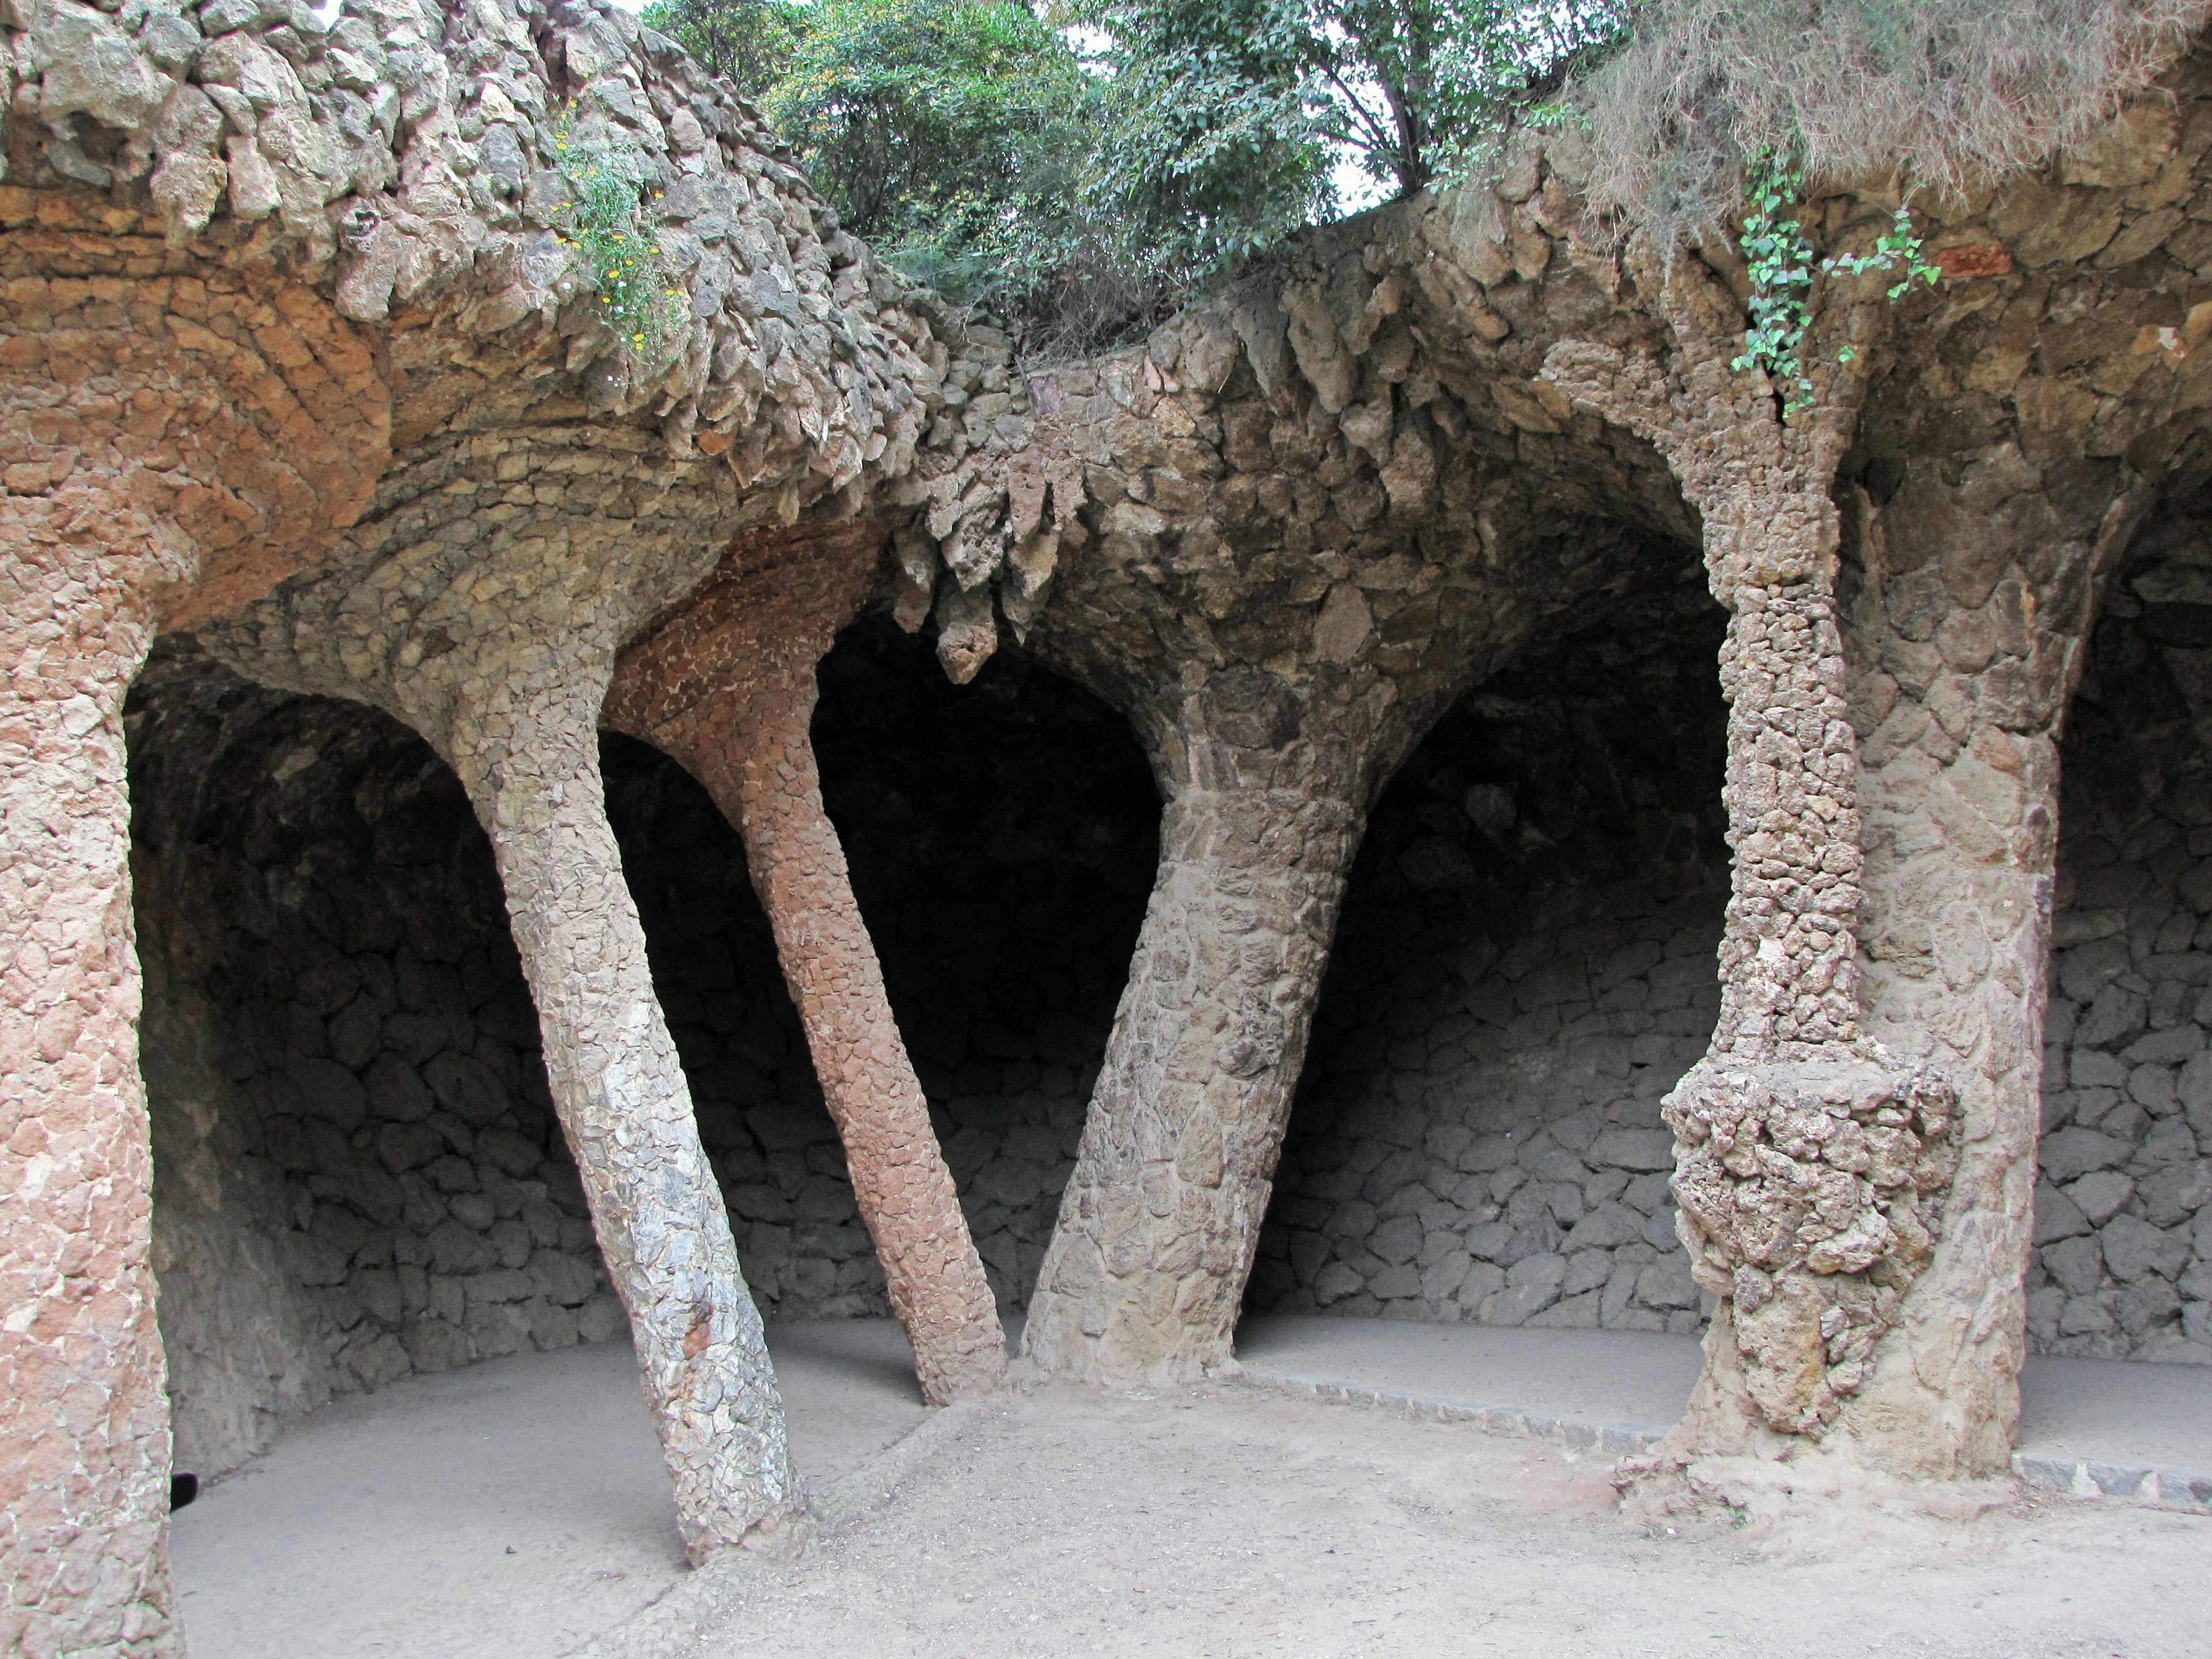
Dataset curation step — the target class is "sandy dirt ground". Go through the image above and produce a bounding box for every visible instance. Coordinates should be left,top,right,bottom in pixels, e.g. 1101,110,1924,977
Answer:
641,1382,2209,1659
169,1324,929,1659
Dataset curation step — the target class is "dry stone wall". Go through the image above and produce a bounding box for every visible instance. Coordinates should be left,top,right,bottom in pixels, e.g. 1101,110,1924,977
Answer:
2031,512,2212,1362
1249,594,1728,1333
129,616,1151,1479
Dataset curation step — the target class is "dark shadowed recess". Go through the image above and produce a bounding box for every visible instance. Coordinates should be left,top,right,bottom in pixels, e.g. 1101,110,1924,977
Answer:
813,612,1161,1307
1249,582,1736,1334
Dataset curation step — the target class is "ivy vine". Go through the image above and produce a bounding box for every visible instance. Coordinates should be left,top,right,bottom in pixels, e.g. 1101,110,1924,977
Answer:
1730,148,1942,417
551,105,684,361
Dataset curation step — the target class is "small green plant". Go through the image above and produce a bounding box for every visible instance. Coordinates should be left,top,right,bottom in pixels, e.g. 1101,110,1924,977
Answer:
1731,147,1942,418
551,105,684,359
1731,148,1816,411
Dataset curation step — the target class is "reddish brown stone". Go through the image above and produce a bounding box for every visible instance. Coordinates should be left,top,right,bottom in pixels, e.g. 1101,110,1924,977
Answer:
609,529,1008,1404
1932,242,2015,280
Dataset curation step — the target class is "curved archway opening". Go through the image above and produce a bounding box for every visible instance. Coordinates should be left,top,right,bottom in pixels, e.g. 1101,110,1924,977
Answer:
1248,573,1730,1335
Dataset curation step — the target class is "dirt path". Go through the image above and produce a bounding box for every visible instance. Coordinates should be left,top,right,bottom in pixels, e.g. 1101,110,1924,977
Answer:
647,1382,2207,1659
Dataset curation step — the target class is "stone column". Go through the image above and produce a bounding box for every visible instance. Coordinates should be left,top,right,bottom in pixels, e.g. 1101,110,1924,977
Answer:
1022,771,1366,1386
608,532,1006,1405
1841,465,2150,1476
431,654,802,1560
0,529,183,1658
1546,247,1965,1474
0,238,385,1650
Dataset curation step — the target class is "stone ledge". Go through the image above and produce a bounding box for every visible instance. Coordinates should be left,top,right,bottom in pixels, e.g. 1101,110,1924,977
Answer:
2013,1452,2212,1510
1237,1366,1666,1459
1248,1366,2212,1512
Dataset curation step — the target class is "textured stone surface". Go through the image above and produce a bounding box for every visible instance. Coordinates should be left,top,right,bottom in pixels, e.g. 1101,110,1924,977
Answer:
20,5,2212,1646
2025,517,2212,1363
1006,195,1695,1387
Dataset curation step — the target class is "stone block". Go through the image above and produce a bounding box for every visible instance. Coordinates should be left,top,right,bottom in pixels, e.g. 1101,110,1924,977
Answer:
2066,1171,2135,1226
578,1293,630,1344
1562,1249,1613,1297
2123,1025,2205,1065
1313,1262,1362,1305
428,1219,491,1276
366,1055,434,1123
2140,1160,2212,1228
1421,1249,1472,1301
425,1154,476,1195
376,1120,444,1172
1528,1289,1600,1328
2040,1126,2131,1181
2135,1119,2201,1171
2071,1049,2129,1089
1369,1214,1424,1265
2044,1233,2107,1296
1562,1203,1644,1251
2058,1294,2115,1336
2115,1275,2182,1335
1369,1262,1422,1299
1588,1127,1675,1171
2035,1180,2091,1243
1635,1253,1699,1310
2100,1215,2192,1282
447,1192,496,1230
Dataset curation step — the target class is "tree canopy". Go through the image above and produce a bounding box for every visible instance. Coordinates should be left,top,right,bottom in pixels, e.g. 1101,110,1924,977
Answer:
640,0,1630,346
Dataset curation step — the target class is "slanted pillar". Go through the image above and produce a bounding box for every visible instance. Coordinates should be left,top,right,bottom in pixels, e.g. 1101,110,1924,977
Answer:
1022,720,1367,1386
608,529,1006,1404
428,649,803,1558
1546,243,1970,1476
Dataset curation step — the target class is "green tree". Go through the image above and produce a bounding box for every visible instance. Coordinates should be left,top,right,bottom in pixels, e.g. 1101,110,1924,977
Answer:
640,0,804,101
1077,0,1629,204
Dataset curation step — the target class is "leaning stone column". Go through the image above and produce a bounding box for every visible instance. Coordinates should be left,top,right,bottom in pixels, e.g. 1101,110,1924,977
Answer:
418,646,802,1560
1022,749,1366,1387
607,530,1006,1404
1546,245,1963,1472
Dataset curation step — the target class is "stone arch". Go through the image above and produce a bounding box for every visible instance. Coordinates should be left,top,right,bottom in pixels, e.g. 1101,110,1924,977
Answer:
127,644,626,1481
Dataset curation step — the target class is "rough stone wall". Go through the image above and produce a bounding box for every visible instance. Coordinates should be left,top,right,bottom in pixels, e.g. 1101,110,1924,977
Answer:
2031,512,2212,1362
817,619,1157,1308
1248,594,1728,1332
129,649,624,1477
